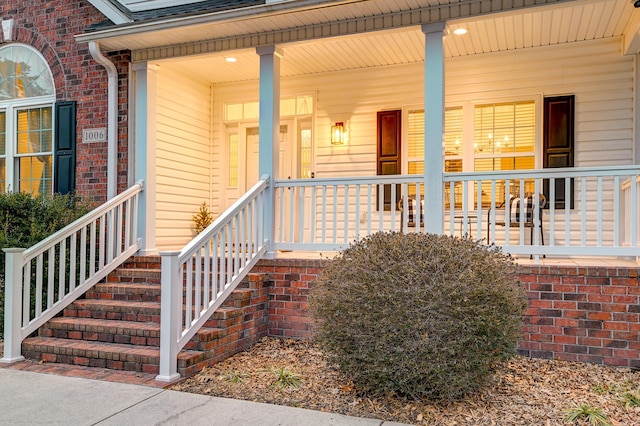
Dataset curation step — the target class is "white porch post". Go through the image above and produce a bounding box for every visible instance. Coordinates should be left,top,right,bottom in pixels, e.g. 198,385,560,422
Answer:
156,251,181,382
422,22,446,234
132,62,159,254
256,45,283,254
1,248,26,363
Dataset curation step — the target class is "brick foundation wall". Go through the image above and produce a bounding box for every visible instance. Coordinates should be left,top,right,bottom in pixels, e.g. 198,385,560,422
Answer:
518,265,640,369
254,259,325,339
2,2,131,200
256,259,640,369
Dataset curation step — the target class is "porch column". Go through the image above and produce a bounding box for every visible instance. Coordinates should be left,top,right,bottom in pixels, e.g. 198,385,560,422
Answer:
422,22,446,234
132,62,159,254
257,45,283,254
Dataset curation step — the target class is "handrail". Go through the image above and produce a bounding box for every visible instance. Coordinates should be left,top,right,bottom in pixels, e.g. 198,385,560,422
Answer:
22,181,144,260
2,181,144,363
156,177,269,382
272,166,640,259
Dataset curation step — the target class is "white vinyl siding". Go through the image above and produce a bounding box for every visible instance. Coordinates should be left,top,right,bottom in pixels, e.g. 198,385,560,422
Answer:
205,37,632,248
155,67,212,249
212,37,631,180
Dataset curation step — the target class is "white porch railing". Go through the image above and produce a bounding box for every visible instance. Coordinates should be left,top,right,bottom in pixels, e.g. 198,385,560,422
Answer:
156,177,268,382
273,166,640,259
2,181,144,363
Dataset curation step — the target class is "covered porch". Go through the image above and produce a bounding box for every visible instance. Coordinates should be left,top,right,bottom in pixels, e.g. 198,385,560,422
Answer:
82,0,640,266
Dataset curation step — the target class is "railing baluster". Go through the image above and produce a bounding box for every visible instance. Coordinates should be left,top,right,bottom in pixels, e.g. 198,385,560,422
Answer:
565,177,571,247
99,215,105,269
226,225,233,286
378,183,384,231
35,254,43,317
549,178,555,246
47,248,54,309
504,180,511,245
59,239,66,304
22,263,30,326
80,226,87,284
299,186,306,243
367,184,372,235
117,204,123,256
213,233,219,296
204,238,210,309
581,176,587,247
90,221,96,276
401,184,408,234
343,185,349,243
614,176,621,246
631,174,638,247
355,185,361,239
332,185,338,244
597,176,603,247
310,186,317,243
69,232,77,292
193,250,203,320
321,186,327,244
276,187,283,243
518,180,525,246
390,184,396,231
185,257,193,328
107,211,114,264
490,180,497,244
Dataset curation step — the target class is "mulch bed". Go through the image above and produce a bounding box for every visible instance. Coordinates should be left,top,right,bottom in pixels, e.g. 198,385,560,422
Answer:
170,337,640,425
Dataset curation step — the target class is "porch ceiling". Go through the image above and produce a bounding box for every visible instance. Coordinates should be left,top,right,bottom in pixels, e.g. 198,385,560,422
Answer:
156,0,638,85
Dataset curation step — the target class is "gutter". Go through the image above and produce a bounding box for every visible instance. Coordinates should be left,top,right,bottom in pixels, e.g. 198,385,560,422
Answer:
88,41,118,199
75,0,365,44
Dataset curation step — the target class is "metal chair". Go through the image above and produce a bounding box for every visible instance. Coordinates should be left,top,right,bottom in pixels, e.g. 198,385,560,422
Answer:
487,193,546,248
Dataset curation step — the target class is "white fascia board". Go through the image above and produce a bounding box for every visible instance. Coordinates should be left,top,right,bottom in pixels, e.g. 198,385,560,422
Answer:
75,0,353,42
87,0,134,25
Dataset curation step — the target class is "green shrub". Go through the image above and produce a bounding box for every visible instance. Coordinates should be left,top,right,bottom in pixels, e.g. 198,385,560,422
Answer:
0,191,91,338
192,202,214,235
309,231,525,401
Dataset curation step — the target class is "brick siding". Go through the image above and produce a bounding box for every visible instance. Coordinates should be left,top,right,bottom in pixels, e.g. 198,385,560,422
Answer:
2,1,130,201
255,259,640,369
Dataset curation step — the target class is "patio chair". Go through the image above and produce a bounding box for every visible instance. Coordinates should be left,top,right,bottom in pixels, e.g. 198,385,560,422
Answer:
397,195,423,228
486,193,546,248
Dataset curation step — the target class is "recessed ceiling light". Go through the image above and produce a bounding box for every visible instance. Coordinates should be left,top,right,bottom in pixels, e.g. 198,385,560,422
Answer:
225,57,237,63
453,28,468,35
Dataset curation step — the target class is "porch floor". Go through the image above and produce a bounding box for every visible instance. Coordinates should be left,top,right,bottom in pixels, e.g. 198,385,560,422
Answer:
271,251,639,268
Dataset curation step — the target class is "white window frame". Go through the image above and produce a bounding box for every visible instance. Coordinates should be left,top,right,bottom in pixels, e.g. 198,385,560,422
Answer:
402,94,543,174
1,97,56,194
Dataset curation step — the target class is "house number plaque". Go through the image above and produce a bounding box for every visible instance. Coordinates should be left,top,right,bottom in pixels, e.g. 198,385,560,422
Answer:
83,128,107,143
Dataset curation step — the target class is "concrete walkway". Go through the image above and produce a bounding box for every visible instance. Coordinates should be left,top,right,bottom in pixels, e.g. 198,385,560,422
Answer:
0,368,410,426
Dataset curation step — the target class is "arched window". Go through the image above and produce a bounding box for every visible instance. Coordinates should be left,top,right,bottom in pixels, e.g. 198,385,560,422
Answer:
0,44,57,195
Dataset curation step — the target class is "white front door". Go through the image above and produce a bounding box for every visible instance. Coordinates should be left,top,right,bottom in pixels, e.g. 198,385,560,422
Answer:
224,120,314,244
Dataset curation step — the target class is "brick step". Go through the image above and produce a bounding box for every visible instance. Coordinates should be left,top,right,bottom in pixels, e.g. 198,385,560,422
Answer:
85,281,255,303
64,298,246,328
39,317,161,346
202,306,245,329
64,299,161,322
22,336,206,375
39,317,227,350
85,283,162,302
106,268,161,285
117,256,162,270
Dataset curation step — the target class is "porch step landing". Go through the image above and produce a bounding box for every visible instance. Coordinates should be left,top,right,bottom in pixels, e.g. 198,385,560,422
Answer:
21,256,267,378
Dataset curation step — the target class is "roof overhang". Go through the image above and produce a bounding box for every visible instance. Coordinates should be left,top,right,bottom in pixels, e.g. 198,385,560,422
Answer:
77,0,577,59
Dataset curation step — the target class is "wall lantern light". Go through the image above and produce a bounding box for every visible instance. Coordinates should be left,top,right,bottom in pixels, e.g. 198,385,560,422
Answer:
331,122,345,145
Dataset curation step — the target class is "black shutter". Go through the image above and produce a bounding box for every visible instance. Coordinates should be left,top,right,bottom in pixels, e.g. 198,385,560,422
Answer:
54,101,76,194
543,95,574,209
